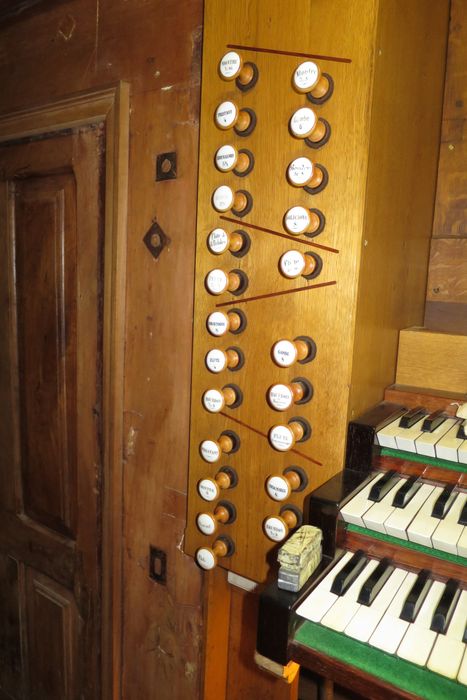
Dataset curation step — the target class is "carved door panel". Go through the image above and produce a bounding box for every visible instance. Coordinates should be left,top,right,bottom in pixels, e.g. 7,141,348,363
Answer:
0,127,103,699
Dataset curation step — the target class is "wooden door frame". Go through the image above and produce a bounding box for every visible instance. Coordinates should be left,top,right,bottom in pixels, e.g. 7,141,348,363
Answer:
0,82,130,700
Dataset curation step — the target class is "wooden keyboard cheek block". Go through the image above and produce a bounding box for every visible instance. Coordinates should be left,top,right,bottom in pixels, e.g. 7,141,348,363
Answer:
185,0,449,581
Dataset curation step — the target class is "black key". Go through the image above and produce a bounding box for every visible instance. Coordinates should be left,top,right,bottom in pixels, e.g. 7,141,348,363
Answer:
422,409,447,433
458,499,467,526
463,623,467,644
456,419,467,440
431,484,456,519
392,476,421,508
430,578,461,634
368,470,398,502
330,550,367,596
400,569,432,622
399,406,426,429
357,557,394,606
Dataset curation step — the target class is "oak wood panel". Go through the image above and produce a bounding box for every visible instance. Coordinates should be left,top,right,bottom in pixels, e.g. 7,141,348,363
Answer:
15,174,78,537
0,127,103,699
26,570,79,700
395,327,467,393
0,555,21,698
186,0,449,583
121,84,204,699
426,238,467,302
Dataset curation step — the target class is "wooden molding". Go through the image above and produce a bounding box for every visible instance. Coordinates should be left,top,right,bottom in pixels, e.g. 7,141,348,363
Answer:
0,82,130,700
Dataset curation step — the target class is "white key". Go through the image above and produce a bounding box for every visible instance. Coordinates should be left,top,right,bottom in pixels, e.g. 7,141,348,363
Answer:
369,571,418,653
320,559,379,632
395,417,426,453
296,551,354,623
428,590,467,679
432,492,467,555
459,440,467,465
415,417,458,458
436,421,463,462
406,486,444,547
457,527,467,559
376,415,408,448
340,473,389,527
458,647,467,685
396,580,445,666
362,480,402,533
384,483,435,540
345,567,408,643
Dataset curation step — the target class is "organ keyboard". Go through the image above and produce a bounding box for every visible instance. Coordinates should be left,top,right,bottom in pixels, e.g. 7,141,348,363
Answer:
257,390,467,699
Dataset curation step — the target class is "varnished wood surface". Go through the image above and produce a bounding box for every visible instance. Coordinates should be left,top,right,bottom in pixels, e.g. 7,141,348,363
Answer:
0,2,205,699
395,327,467,394
187,0,449,583
426,0,467,334
0,128,103,698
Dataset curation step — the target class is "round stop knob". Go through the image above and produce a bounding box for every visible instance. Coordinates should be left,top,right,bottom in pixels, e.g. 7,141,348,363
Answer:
214,146,253,175
205,268,248,296
218,51,258,89
202,385,242,413
205,348,242,373
196,501,236,535
195,536,235,570
200,432,239,463
263,507,301,542
283,206,325,236
206,309,245,337
279,250,322,279
265,468,307,501
292,60,333,101
287,157,327,192
269,419,310,452
214,101,255,134
289,106,327,144
268,379,312,411
272,337,316,367
212,185,252,216
207,228,249,256
197,467,237,502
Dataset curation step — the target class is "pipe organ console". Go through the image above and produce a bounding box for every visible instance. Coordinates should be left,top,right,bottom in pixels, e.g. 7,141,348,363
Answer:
185,0,455,693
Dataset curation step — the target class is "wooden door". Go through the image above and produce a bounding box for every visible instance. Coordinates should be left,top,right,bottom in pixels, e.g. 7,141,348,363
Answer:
0,126,103,700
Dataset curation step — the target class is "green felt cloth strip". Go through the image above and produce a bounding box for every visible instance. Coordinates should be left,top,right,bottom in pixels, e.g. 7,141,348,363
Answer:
294,621,467,700
347,524,467,566
380,447,467,473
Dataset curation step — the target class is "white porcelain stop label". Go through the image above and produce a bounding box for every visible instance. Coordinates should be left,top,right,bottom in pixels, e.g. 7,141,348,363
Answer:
215,145,237,172
264,516,288,542
203,389,225,413
196,513,216,535
215,101,238,129
219,51,242,80
289,106,317,138
196,548,216,570
207,311,229,336
288,157,313,186
284,206,310,235
200,440,221,463
208,228,229,254
205,349,227,373
272,339,298,367
293,61,320,92
197,478,219,501
268,384,294,411
280,250,306,278
269,425,294,451
266,475,290,501
206,269,229,295
212,185,234,212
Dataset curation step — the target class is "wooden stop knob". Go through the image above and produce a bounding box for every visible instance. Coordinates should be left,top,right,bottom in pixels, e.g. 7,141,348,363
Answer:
266,469,303,501
196,504,231,535
196,538,230,570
